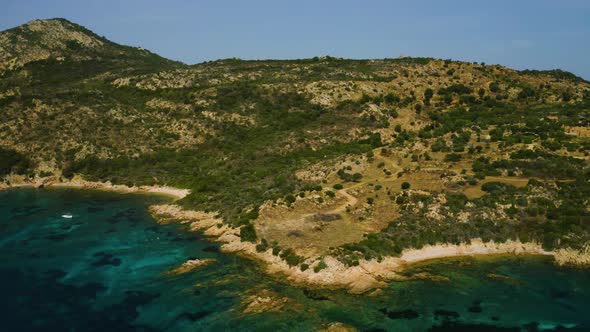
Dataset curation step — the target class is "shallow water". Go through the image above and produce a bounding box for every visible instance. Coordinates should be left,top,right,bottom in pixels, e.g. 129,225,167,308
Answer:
1,188,589,331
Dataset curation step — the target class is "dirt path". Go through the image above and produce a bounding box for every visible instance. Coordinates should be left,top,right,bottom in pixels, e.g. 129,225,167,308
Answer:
329,189,358,214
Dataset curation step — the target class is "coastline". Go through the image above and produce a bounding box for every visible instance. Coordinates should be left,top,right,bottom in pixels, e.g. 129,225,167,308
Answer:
0,175,190,200
149,203,590,294
4,178,587,293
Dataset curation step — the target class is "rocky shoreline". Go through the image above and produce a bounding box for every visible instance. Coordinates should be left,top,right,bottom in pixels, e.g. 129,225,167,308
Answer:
4,179,588,293
149,203,590,294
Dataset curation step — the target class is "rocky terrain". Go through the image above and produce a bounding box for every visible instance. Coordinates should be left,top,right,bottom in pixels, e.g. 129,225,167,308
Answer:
1,19,589,291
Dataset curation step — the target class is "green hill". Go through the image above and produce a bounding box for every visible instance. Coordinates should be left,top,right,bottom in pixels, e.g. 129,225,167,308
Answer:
1,19,589,267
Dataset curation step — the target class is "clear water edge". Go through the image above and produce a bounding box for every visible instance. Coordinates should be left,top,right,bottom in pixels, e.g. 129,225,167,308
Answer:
1,187,588,331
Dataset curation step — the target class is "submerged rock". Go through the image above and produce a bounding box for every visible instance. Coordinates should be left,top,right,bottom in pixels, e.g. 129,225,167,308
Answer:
241,289,289,314
167,258,215,275
318,322,358,332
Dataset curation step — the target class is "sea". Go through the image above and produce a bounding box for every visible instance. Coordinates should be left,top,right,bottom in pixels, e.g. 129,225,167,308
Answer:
1,188,588,331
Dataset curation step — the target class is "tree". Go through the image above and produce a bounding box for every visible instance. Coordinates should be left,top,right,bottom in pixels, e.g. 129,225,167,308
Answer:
401,182,410,189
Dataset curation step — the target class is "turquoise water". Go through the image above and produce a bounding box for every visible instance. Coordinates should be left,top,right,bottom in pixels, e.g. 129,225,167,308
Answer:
1,188,589,331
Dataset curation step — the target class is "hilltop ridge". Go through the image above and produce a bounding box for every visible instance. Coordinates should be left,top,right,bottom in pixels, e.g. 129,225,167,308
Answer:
0,18,180,73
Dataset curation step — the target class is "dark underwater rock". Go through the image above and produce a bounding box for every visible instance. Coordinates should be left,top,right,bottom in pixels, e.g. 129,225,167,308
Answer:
379,308,420,319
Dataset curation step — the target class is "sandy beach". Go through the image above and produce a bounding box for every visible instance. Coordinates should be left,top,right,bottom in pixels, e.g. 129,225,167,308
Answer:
0,175,190,200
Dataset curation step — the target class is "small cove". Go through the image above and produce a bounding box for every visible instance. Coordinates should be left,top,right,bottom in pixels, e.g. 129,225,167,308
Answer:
1,188,588,331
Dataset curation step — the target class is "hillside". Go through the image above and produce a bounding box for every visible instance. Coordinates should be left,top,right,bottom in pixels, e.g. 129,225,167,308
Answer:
0,18,179,72
1,19,589,276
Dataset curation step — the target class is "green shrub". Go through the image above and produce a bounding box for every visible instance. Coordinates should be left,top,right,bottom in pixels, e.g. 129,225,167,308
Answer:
272,246,281,256
481,181,515,193
489,82,500,93
255,239,269,252
280,248,303,267
285,195,296,205
518,86,537,99
0,147,31,176
444,153,462,162
240,223,257,243
313,260,328,273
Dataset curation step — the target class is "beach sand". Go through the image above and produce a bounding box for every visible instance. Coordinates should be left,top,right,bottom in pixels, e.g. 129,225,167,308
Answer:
1,175,190,200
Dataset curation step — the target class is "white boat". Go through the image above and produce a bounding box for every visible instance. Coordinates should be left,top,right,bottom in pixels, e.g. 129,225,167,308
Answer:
61,213,73,219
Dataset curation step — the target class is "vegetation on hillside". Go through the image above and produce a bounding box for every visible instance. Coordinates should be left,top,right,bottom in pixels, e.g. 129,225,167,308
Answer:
1,19,589,269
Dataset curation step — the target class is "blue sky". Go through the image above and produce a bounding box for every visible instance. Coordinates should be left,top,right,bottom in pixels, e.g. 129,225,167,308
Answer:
2,0,589,79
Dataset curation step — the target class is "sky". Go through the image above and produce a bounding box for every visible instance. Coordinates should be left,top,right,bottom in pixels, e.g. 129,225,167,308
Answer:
2,0,589,79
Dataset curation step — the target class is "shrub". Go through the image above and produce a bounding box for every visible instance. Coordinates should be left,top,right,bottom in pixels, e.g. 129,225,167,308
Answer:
313,260,328,273
518,86,537,99
0,147,31,176
255,239,269,252
333,183,343,190
489,82,500,93
280,248,303,267
444,153,462,162
384,93,401,104
401,182,410,190
439,84,472,95
481,181,515,193
285,195,296,205
240,223,257,243
478,88,485,98
424,88,434,101
431,138,449,152
396,195,409,204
